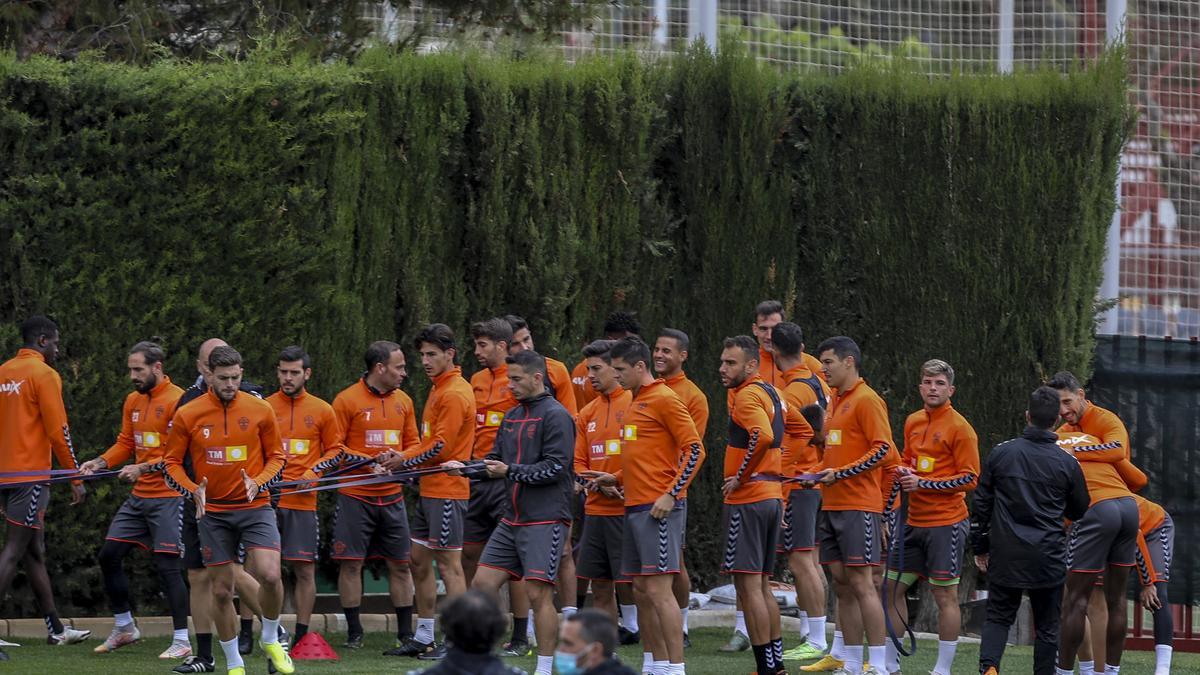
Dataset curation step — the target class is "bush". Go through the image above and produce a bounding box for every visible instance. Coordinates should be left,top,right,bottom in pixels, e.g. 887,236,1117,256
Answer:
0,44,1127,614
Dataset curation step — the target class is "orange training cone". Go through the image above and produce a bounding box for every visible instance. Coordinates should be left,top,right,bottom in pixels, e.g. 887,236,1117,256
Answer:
289,632,340,661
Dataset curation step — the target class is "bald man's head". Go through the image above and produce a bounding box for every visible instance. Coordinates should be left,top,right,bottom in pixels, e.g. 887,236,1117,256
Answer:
197,337,228,383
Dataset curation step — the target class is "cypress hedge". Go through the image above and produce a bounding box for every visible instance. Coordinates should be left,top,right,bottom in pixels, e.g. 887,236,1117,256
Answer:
0,45,1127,616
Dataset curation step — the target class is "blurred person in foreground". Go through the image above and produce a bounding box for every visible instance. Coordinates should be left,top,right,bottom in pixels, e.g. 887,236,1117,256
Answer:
556,609,638,675
407,590,527,675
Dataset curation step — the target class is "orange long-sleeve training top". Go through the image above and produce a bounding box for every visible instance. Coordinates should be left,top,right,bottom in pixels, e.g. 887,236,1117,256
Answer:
398,366,475,500
574,388,632,516
1056,430,1136,506
1058,402,1146,492
778,363,821,478
619,379,706,507
101,376,184,499
758,348,827,388
332,379,420,502
471,364,517,460
163,390,286,512
571,359,598,409
267,389,344,511
724,376,787,505
819,377,899,513
664,371,709,501
546,357,578,416
901,403,980,527
1131,493,1168,585
0,349,80,483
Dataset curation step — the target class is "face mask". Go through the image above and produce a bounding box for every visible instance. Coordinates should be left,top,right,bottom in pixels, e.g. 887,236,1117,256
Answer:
553,649,583,675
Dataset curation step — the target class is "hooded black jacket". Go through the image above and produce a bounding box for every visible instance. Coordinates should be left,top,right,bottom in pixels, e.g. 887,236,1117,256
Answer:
484,391,574,525
970,426,1090,588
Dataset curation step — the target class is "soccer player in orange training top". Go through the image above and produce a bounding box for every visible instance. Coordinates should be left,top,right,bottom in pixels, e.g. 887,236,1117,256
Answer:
596,336,705,675
769,322,830,664
808,336,900,675
718,335,792,675
653,328,710,647
330,341,420,650
456,350,576,675
573,311,642,408
1049,371,1139,675
751,300,826,390
0,316,89,660
264,346,344,647
81,341,190,658
384,324,475,661
163,346,293,675
883,359,980,675
573,340,634,625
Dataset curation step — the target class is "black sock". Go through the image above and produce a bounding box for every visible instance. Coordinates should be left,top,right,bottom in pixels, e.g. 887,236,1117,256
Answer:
45,614,64,635
293,623,308,643
511,615,528,644
197,633,213,660
576,592,587,609
239,617,253,637
752,643,771,675
396,605,413,640
344,606,363,637
772,638,784,668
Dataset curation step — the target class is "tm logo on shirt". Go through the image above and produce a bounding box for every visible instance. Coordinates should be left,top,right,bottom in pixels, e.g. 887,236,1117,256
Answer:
206,446,248,465
365,429,401,446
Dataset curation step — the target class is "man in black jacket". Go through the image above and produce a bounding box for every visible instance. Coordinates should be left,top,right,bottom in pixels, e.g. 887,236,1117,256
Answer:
556,609,638,675
451,350,575,675
971,386,1090,675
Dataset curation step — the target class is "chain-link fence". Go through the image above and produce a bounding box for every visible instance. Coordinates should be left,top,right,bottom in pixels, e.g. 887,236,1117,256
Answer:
364,0,1200,339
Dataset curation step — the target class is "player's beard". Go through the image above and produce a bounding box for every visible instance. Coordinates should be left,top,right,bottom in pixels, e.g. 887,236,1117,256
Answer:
136,374,158,394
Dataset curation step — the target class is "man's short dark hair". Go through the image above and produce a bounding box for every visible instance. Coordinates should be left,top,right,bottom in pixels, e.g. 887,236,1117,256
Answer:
208,345,242,370
415,323,456,355
722,335,759,363
658,328,690,352
277,345,311,370
800,403,824,434
771,322,804,358
582,339,617,362
20,315,58,346
130,340,166,366
440,590,507,655
1046,371,1083,394
816,336,862,367
610,336,652,369
365,340,402,372
506,349,547,380
1029,386,1061,429
567,608,619,658
603,311,641,337
471,318,513,346
755,300,785,320
503,314,528,333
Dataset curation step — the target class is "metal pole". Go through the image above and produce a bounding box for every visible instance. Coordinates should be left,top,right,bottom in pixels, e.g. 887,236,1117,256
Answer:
653,0,669,50
997,0,1014,73
1099,0,1127,334
688,0,718,53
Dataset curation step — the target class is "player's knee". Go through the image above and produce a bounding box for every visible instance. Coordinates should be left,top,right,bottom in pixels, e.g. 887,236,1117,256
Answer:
339,559,364,576
98,541,125,570
153,553,183,575
292,562,315,582
211,580,235,604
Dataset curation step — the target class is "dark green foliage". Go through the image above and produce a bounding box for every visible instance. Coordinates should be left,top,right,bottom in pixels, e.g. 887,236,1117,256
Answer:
0,45,1127,615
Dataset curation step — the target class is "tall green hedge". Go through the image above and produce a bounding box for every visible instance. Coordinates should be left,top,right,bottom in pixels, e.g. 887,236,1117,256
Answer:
0,45,1127,616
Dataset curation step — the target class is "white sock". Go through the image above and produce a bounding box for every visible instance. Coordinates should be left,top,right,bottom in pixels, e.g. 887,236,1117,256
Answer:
734,610,747,635
642,651,654,673
1077,659,1093,675
1055,668,1074,675
173,629,189,643
415,617,435,644
114,611,134,628
831,630,845,659
527,610,536,640
1155,644,1173,674
798,610,810,639
652,660,669,675
535,653,553,675
681,606,689,634
885,640,899,671
260,616,280,645
809,616,827,650
562,606,578,619
1104,666,1120,675
934,639,957,674
219,637,244,669
621,604,640,633
667,663,686,675
868,644,887,671
843,644,863,673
